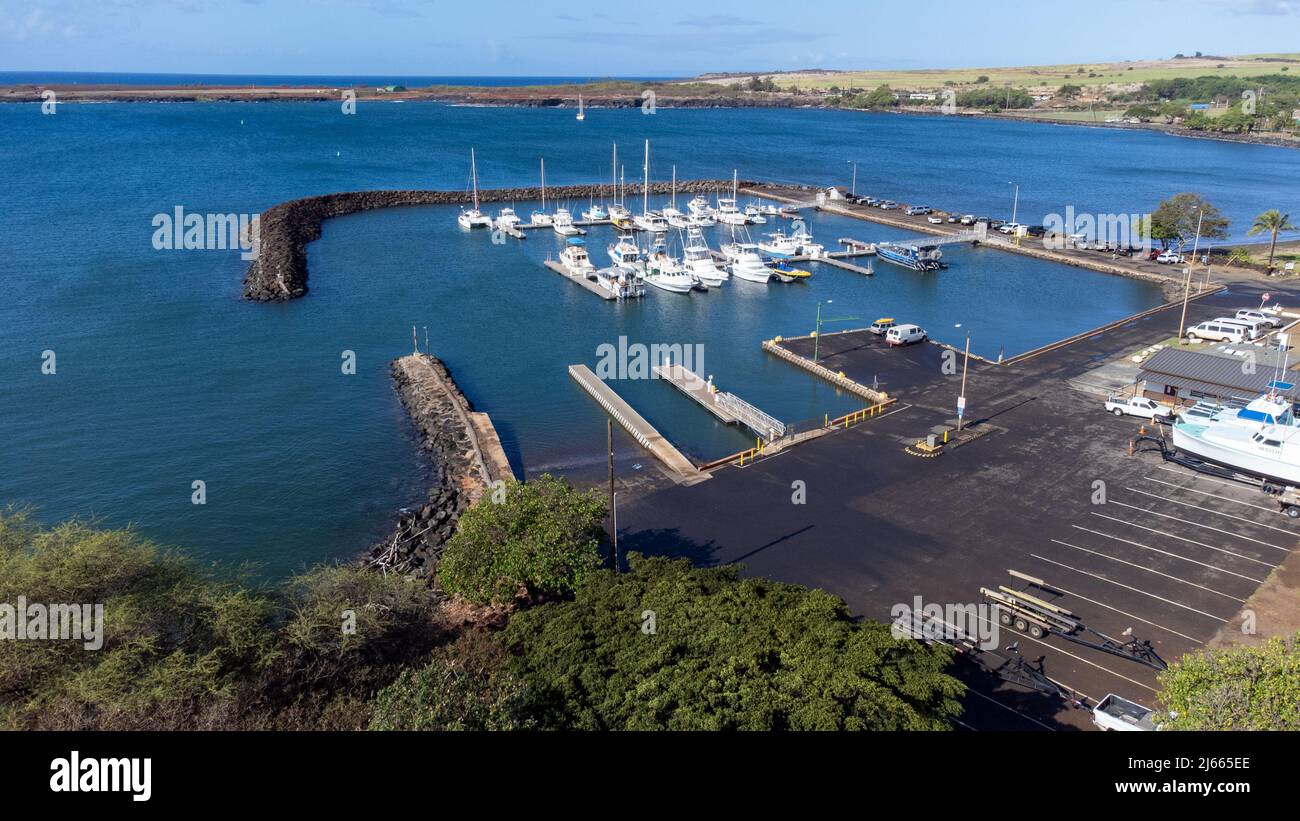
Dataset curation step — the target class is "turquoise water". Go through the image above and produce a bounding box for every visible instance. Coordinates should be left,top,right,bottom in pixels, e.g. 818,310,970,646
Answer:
2,101,1296,575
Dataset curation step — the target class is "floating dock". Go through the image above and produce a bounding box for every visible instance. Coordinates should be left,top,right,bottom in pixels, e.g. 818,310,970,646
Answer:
653,362,787,439
568,364,708,485
814,256,875,276
543,260,617,300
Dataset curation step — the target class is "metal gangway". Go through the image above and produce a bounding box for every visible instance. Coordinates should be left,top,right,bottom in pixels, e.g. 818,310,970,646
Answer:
884,229,984,249
714,390,787,441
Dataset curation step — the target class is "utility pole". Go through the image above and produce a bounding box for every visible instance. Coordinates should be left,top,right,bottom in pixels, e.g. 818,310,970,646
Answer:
607,419,617,571
1009,182,1019,225
957,329,971,432
1177,209,1205,342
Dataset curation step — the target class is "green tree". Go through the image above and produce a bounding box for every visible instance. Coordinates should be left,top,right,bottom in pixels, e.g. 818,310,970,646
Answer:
1247,209,1297,270
500,554,964,730
437,474,606,605
1149,193,1230,251
862,84,898,108
1157,634,1300,730
1057,83,1082,99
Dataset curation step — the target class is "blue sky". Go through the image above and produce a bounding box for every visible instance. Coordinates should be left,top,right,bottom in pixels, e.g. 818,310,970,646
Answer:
1,0,1298,76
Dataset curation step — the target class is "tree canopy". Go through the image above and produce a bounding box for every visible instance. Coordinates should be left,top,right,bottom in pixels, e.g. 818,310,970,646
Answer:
1147,193,1230,249
496,554,964,730
1157,634,1300,730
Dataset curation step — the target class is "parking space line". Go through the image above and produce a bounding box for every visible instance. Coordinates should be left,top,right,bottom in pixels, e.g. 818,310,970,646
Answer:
1107,500,1290,552
1050,538,1246,602
1029,552,1232,622
1142,476,1277,513
1090,512,1277,569
1043,581,1204,644
971,609,1153,694
1124,486,1298,535
1155,464,1263,495
957,681,1058,732
1072,525,1267,584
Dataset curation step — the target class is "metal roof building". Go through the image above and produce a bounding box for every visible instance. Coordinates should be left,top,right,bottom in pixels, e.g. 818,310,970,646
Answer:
1138,346,1300,403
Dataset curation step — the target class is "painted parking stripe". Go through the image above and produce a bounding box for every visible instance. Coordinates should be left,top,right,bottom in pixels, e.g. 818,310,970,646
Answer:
1072,525,1267,584
1124,486,1298,535
1050,538,1245,602
971,608,1153,694
1142,476,1278,513
1090,512,1277,569
1107,500,1290,553
1042,581,1204,644
1029,552,1232,622
1155,464,1265,496
958,682,1056,731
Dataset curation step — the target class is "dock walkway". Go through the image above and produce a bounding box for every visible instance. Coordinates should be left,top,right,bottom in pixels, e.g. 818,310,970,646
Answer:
567,364,708,485
543,260,616,300
653,362,787,440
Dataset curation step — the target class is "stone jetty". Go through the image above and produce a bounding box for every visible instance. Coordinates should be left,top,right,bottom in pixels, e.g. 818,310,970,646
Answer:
242,180,752,301
366,353,514,578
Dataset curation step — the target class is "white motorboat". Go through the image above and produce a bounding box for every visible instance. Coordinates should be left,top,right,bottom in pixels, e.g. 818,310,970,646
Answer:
608,232,645,274
687,195,715,219
744,204,768,224
1172,392,1300,485
635,211,669,233
682,230,727,288
553,207,580,236
582,198,608,221
576,93,585,122
687,212,716,228
559,238,596,277
721,240,772,283
530,158,552,226
717,170,749,225
457,148,493,229
643,253,697,293
759,203,781,216
593,266,645,300
758,230,802,258
494,207,521,232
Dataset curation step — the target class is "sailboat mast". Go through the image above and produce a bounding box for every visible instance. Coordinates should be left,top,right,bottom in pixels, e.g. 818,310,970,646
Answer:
643,139,650,216
471,148,480,211
540,158,546,211
611,142,617,206
672,165,677,208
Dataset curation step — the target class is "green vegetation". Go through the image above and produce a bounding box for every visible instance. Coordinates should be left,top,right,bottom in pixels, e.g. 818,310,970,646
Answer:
437,474,606,605
1157,634,1300,730
955,87,1034,111
1247,209,1298,270
1143,193,1230,250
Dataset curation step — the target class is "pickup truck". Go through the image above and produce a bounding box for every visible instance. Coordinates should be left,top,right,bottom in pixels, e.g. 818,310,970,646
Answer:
1093,694,1160,731
1105,395,1174,420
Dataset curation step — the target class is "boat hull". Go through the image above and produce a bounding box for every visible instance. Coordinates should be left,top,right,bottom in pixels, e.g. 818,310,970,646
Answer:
1172,423,1300,485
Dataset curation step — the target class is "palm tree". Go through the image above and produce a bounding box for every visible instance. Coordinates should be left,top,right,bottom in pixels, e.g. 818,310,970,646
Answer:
1248,209,1297,272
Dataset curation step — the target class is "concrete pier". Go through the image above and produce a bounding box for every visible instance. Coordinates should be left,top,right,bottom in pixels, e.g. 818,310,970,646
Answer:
762,338,890,404
654,362,787,439
567,364,708,485
543,260,617,300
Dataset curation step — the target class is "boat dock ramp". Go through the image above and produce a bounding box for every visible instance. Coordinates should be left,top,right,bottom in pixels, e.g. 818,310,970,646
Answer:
542,259,617,300
653,362,787,439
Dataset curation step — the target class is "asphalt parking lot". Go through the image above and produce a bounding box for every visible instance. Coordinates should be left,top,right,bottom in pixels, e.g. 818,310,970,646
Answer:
618,279,1300,730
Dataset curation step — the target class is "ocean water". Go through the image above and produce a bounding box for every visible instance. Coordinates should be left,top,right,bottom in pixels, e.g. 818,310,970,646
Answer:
1,101,1296,576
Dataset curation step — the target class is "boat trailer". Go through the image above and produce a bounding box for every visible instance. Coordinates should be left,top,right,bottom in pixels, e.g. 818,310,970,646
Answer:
980,570,1167,671
1134,433,1300,517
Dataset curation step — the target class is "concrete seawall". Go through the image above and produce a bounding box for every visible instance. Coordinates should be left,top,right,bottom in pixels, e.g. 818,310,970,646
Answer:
367,353,515,577
243,179,753,301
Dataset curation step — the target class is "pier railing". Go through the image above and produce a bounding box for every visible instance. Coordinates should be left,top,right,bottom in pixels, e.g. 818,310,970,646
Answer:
715,391,787,439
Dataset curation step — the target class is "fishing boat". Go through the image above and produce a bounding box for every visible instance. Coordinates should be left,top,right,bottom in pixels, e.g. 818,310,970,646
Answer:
744,204,768,224
1172,390,1300,485
720,236,772,283
608,232,646,274
716,170,749,225
687,195,715,220
593,266,645,300
876,242,944,271
529,158,552,226
494,206,521,232
644,237,697,294
559,237,595,277
682,228,727,288
758,231,802,258
457,148,493,229
582,196,608,222
553,207,580,236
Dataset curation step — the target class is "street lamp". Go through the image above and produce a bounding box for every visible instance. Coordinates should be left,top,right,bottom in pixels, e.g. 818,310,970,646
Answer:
813,300,859,363
955,323,971,432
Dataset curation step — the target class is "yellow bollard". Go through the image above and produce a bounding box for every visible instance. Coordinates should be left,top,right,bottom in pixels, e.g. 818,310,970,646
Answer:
825,413,829,427
944,430,949,443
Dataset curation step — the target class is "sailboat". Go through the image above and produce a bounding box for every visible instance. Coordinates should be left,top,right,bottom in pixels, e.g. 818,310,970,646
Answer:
457,148,493,229
576,94,585,121
529,159,552,226
583,143,614,221
608,145,633,228
633,139,669,233
664,166,689,228
716,170,748,226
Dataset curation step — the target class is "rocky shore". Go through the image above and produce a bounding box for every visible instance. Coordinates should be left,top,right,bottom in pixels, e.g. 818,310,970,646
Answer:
366,353,511,578
242,180,752,301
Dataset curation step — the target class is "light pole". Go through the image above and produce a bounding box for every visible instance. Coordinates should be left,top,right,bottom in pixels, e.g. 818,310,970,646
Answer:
956,324,971,432
848,160,858,197
813,300,859,364
1177,208,1205,343
1008,181,1019,225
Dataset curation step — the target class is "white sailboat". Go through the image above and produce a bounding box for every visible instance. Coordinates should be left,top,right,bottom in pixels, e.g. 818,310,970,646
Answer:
457,148,493,229
576,93,585,121
663,166,689,228
633,140,669,233
529,158,552,226
716,170,748,225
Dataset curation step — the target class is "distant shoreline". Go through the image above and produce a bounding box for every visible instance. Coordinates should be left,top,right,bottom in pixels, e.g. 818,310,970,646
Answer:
5,82,1297,150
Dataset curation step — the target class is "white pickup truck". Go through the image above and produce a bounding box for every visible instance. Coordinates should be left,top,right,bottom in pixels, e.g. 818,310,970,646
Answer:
1093,693,1160,731
1105,395,1174,420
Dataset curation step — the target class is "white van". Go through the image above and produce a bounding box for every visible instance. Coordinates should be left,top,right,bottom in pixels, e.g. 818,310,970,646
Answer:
885,324,927,347
1215,316,1268,339
1186,320,1249,343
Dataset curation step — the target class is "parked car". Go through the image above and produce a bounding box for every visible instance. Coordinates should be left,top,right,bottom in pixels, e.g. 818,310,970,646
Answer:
1186,320,1250,343
863,197,881,206
997,222,1023,235
868,317,897,336
1105,394,1173,420
959,214,977,225
1236,309,1281,328
946,215,960,223
905,205,932,215
1216,316,1267,340
879,201,900,210
1157,251,1186,264
985,218,1003,230
927,215,944,224
885,324,927,346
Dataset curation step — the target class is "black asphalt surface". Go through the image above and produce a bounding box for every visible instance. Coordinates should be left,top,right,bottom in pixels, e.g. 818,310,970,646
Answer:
618,279,1300,730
